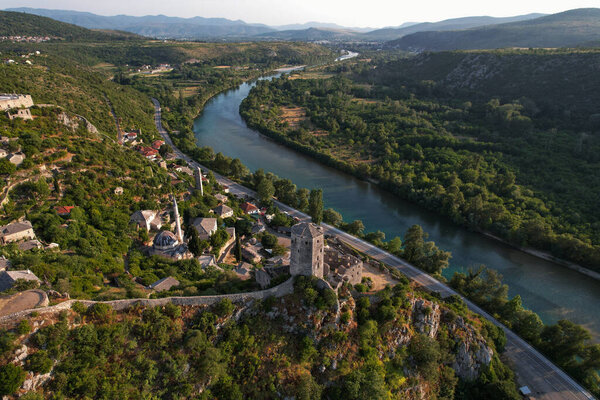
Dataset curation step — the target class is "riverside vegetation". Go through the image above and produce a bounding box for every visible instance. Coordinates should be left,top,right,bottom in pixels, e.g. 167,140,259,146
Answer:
240,50,600,272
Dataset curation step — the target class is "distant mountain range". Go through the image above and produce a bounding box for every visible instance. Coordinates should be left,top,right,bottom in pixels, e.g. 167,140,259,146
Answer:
388,8,600,50
0,7,550,42
4,7,600,49
363,14,545,41
0,10,140,40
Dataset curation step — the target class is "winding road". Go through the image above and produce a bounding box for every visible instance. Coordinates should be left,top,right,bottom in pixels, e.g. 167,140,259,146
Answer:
152,98,595,400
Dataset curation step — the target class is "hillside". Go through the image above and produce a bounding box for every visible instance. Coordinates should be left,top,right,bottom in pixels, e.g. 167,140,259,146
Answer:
6,8,275,39
364,13,544,41
388,8,600,50
0,11,139,41
0,277,519,399
254,27,361,41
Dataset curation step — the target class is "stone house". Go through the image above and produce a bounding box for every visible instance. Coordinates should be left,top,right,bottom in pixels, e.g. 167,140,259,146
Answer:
240,202,259,214
149,276,180,292
192,217,217,241
0,94,33,110
7,108,33,121
0,269,41,292
130,210,162,231
0,220,36,244
7,152,26,166
212,204,234,219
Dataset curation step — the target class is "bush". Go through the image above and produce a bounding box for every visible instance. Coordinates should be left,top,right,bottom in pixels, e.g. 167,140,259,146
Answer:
87,303,114,323
16,319,32,335
26,350,53,374
0,364,26,396
215,298,235,317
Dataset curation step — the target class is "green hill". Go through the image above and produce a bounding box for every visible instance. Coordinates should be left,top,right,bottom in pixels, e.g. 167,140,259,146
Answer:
0,10,140,41
388,8,600,50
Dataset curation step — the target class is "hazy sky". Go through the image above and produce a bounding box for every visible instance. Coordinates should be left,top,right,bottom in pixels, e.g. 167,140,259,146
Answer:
2,0,598,27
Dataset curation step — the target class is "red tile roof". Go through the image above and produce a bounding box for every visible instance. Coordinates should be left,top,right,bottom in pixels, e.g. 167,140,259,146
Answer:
241,202,259,213
152,140,165,150
55,206,75,216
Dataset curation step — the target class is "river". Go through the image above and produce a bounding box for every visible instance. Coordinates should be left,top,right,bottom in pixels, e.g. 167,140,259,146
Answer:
193,72,600,341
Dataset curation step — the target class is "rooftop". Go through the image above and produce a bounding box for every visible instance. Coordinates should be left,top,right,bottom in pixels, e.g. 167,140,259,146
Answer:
1,220,33,236
291,222,323,239
149,276,180,292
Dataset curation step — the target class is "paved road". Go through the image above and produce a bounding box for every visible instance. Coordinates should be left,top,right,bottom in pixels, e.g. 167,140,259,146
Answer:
152,98,595,400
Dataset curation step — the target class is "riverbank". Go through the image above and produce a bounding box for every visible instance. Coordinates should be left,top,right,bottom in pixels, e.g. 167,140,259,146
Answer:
480,231,600,281
239,103,600,281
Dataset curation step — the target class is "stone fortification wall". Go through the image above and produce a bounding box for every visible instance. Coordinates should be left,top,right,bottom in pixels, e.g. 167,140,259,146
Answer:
0,278,295,325
0,95,33,111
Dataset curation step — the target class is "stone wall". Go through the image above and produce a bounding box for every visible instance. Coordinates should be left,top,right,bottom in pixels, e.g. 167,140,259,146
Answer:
0,278,295,325
0,95,33,111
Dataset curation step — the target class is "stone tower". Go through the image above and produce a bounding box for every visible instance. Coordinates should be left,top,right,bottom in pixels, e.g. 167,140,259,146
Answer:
194,167,203,196
290,222,324,278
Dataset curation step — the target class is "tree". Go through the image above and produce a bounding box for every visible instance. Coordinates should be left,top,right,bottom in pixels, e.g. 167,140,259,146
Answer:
308,189,323,224
323,208,343,226
187,227,204,257
257,178,275,204
409,333,441,378
344,220,365,236
234,236,242,262
403,225,426,263
297,188,310,212
26,350,53,374
0,158,16,175
261,233,278,249
0,364,26,396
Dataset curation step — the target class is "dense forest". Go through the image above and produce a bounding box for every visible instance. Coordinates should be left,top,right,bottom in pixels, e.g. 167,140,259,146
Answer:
240,51,600,271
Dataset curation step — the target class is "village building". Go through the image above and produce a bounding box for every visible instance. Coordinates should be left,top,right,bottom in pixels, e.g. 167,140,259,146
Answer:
212,204,234,219
255,265,290,289
149,196,190,260
0,94,33,111
174,165,193,176
242,245,262,264
55,206,75,217
149,276,180,292
240,202,259,214
152,140,165,150
7,152,26,166
198,254,218,269
324,248,363,289
192,217,217,241
0,270,41,292
18,240,42,252
7,108,33,121
214,193,228,203
0,221,36,244
130,210,162,231
235,262,253,280
0,256,11,272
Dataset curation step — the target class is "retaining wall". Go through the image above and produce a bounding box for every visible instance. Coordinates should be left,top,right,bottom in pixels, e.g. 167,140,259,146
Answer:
0,278,295,324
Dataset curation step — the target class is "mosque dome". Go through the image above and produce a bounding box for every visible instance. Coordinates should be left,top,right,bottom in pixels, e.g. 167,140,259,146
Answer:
153,231,179,250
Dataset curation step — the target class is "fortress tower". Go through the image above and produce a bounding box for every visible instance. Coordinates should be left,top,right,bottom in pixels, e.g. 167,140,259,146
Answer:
290,222,324,278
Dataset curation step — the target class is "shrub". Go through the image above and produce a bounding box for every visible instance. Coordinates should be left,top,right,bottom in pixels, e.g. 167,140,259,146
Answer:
0,364,26,395
16,319,32,335
26,350,53,374
215,299,235,317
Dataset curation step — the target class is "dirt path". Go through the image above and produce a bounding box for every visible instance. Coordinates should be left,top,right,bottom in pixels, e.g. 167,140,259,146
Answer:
0,290,48,317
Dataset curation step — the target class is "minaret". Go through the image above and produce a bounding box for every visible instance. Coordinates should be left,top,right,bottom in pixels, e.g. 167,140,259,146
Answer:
172,194,183,242
195,167,204,196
